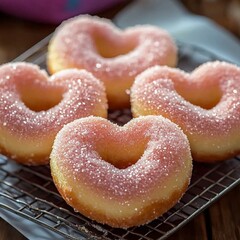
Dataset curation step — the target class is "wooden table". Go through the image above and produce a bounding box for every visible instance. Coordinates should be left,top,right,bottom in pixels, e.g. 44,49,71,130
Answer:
0,1,239,240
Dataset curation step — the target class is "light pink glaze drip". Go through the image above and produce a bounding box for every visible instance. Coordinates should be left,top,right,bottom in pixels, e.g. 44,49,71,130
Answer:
51,15,177,80
51,116,191,201
131,61,240,138
0,62,107,139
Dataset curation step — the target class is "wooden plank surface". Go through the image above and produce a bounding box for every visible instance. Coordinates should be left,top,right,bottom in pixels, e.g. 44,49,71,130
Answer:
0,1,240,240
0,220,26,240
169,185,240,240
210,185,240,240
169,213,208,240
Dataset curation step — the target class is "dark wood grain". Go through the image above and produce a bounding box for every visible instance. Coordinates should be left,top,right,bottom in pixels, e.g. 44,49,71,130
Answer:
0,14,55,64
180,0,240,37
0,218,26,240
0,1,240,240
168,185,240,240
210,185,240,240
168,214,208,240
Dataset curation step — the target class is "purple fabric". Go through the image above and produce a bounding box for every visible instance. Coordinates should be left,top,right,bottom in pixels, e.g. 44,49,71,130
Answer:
0,0,123,23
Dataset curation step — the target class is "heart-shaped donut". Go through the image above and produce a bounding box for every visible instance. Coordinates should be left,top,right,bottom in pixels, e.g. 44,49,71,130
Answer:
47,15,177,109
50,115,192,228
131,61,240,162
0,62,107,165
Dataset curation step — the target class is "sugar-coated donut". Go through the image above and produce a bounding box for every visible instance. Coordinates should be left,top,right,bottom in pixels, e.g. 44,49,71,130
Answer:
131,61,240,162
50,116,192,228
47,15,177,109
0,62,107,165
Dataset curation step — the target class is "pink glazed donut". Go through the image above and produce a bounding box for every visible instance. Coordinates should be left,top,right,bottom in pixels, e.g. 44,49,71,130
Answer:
0,62,107,165
50,116,192,228
47,15,177,108
131,61,240,162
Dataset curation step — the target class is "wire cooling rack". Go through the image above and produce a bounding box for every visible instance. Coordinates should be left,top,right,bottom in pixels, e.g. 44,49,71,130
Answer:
0,36,240,240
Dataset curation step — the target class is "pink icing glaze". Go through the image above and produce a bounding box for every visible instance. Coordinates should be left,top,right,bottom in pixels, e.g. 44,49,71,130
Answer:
51,116,192,201
48,15,177,109
0,62,107,156
49,15,177,79
131,61,240,160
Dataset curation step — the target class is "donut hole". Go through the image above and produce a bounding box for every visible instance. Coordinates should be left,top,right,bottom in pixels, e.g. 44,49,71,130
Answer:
93,33,137,58
18,85,64,112
97,138,147,169
174,84,222,109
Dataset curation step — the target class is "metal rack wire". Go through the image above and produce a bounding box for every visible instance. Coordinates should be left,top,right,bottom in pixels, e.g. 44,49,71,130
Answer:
0,37,240,240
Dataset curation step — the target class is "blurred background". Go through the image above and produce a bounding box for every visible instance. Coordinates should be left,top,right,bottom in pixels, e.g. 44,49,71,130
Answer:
0,0,239,64
181,0,240,38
